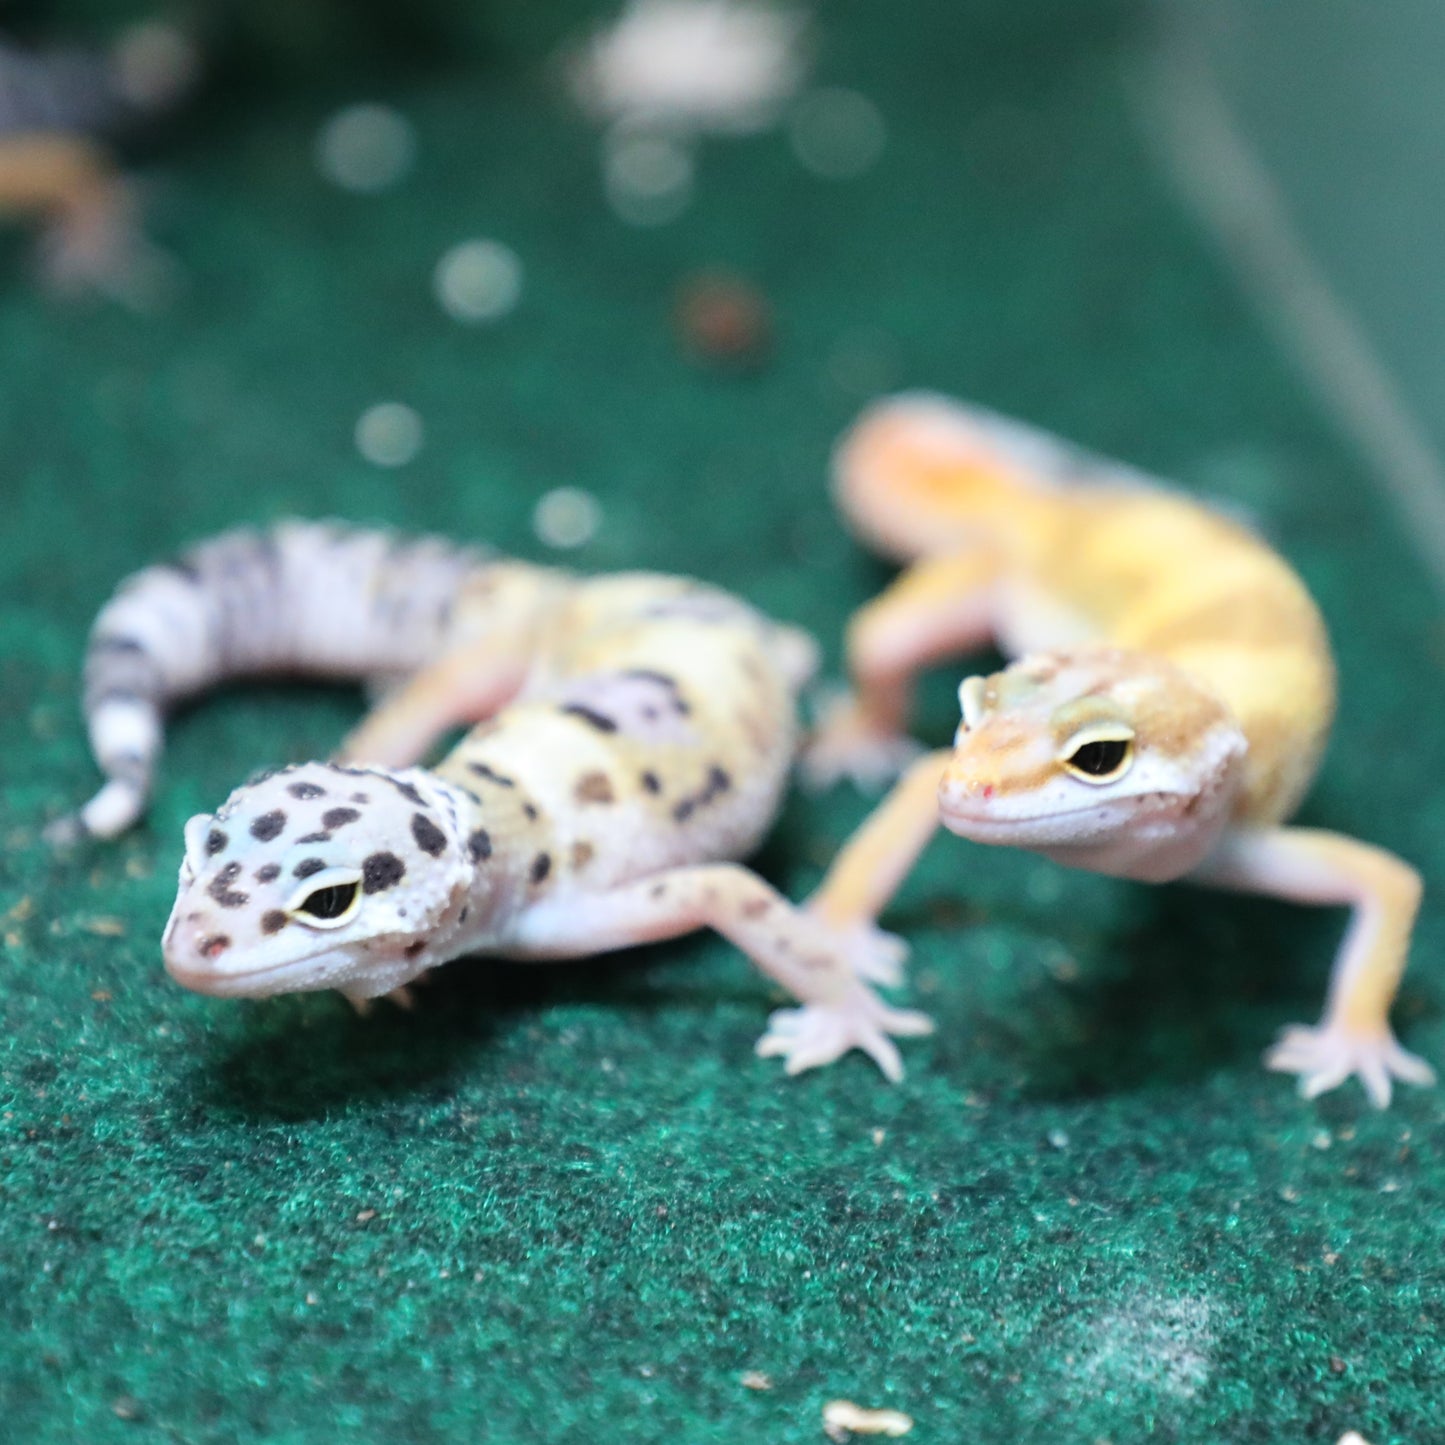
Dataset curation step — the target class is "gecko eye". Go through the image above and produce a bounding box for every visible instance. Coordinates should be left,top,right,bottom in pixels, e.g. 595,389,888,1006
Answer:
284,869,363,929
299,883,359,920
1060,730,1134,784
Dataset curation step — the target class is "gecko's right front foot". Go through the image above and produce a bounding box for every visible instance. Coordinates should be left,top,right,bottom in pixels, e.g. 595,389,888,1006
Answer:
802,689,923,792
1265,1021,1436,1108
755,981,934,1083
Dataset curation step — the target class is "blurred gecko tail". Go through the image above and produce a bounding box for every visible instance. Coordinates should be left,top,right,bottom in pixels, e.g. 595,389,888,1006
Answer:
831,391,1073,562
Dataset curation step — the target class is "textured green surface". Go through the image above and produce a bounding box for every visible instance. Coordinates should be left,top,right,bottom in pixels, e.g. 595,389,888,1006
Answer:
2,4,1443,1442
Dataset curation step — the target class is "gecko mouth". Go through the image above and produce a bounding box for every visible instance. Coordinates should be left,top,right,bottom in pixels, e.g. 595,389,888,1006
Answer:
163,936,354,997
938,791,1183,841
165,954,320,996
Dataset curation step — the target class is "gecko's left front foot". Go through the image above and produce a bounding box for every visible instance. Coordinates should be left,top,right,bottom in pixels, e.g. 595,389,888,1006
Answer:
755,981,935,1084
801,689,923,793
1265,1021,1436,1108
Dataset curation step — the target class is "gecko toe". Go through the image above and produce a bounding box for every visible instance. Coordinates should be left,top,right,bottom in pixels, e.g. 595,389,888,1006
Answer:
1266,1021,1434,1108
755,987,931,1082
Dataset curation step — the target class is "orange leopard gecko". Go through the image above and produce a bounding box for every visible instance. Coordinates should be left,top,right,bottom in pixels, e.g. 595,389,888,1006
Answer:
805,393,1431,1107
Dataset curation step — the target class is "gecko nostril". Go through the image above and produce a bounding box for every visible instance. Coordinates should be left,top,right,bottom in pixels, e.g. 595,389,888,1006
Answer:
200,934,231,959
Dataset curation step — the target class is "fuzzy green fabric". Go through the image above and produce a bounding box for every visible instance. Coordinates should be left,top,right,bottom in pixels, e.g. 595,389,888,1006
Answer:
2,4,1442,1442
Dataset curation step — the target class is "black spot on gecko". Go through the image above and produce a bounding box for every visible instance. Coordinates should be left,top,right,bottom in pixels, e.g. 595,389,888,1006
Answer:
362,852,406,894
162,556,202,584
260,910,288,935
91,688,152,714
640,771,661,794
91,634,146,656
208,862,248,909
468,830,492,862
530,853,551,885
522,803,538,822
255,863,281,883
623,668,677,689
322,807,361,829
293,857,326,880
295,832,332,845
411,813,448,857
205,828,228,856
560,703,617,733
403,940,427,959
467,762,515,788
249,810,286,842
350,793,370,804
672,765,731,825
385,777,428,807
288,781,326,800
623,669,692,716
459,905,470,924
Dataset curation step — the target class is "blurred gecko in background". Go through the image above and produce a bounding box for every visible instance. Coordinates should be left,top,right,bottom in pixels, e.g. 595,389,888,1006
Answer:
58,521,930,1078
805,393,1432,1107
0,20,194,302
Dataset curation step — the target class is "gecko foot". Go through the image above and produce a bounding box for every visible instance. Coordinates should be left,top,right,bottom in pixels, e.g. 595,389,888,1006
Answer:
343,983,422,1016
801,689,923,793
755,983,935,1083
1265,1021,1436,1108
815,916,910,987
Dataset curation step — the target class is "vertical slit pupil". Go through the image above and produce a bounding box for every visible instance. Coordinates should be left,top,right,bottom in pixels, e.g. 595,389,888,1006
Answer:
299,882,358,919
1069,739,1130,776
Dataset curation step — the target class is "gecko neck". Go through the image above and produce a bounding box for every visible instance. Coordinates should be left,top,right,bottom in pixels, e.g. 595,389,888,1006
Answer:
424,773,562,965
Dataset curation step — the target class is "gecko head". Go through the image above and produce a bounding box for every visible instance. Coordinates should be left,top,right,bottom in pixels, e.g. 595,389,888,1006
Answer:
161,761,475,1000
938,649,1247,879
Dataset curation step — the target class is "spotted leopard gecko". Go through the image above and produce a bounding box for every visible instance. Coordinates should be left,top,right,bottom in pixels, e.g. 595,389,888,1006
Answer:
64,520,929,1078
805,393,1432,1107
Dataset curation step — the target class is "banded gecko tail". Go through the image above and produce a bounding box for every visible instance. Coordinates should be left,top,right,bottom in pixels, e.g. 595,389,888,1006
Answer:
56,520,496,842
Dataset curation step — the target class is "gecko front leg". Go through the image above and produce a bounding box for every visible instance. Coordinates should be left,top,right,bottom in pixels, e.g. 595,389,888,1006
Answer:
511,864,934,1081
805,550,1002,790
1192,826,1434,1107
339,638,532,768
809,749,952,932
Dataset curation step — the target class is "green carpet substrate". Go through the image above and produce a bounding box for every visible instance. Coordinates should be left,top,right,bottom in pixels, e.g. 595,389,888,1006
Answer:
1,4,1441,1441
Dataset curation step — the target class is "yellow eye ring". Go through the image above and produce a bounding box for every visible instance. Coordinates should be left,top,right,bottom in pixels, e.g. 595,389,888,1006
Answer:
1059,728,1134,784
283,868,364,929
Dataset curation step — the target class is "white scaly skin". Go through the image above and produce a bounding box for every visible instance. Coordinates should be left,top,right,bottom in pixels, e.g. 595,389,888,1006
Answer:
72,527,931,1080
809,393,1433,1107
